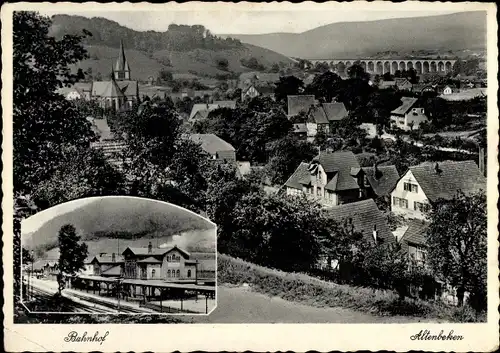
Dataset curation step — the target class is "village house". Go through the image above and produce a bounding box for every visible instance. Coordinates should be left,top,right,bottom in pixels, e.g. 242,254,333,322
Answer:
288,96,348,140
90,41,139,111
318,198,395,270
361,164,400,200
58,82,92,100
122,242,198,282
390,97,429,131
189,103,220,121
379,80,396,89
241,84,275,101
395,78,413,91
390,160,486,220
399,219,430,268
31,260,58,279
189,133,236,162
287,95,316,118
283,151,366,207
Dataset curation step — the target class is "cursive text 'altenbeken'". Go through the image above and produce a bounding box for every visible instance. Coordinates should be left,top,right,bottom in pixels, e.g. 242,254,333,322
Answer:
410,329,464,341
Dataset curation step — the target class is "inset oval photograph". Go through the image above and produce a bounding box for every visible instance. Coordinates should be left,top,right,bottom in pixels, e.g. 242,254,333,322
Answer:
21,196,216,315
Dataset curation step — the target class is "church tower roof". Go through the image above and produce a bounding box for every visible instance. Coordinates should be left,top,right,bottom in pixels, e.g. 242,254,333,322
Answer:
115,40,130,73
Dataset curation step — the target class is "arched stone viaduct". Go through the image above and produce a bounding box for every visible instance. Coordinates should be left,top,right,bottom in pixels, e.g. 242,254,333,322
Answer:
309,59,457,74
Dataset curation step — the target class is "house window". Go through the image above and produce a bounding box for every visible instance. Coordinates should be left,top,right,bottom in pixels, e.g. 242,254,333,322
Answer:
151,269,156,278
176,269,180,278
316,187,322,197
403,182,418,193
118,72,125,79
187,269,191,278
167,270,171,278
317,170,322,182
414,201,429,212
393,196,408,208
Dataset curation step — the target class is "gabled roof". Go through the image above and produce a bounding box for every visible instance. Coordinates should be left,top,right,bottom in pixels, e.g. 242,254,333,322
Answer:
395,78,412,87
91,80,126,98
190,133,235,155
137,256,162,264
101,264,122,276
325,199,395,245
92,254,125,264
391,97,419,115
408,160,486,202
189,103,219,120
380,80,396,88
314,151,361,191
122,247,169,256
213,100,236,109
400,219,429,247
307,105,329,124
32,260,58,271
116,80,139,97
115,40,130,72
284,162,310,190
362,165,400,197
322,102,348,121
287,95,315,116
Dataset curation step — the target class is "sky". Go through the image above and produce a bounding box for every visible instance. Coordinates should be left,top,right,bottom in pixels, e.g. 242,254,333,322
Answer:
37,4,470,35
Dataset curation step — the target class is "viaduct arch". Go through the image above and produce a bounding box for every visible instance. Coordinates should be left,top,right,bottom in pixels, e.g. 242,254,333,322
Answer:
308,58,457,74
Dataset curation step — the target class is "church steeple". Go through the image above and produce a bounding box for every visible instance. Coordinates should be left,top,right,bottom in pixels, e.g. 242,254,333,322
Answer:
114,40,131,80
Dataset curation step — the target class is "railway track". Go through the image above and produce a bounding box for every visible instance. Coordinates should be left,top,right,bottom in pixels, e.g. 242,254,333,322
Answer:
27,281,150,314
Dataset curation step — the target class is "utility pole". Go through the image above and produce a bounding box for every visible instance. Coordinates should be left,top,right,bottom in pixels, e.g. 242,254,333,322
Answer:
30,250,34,300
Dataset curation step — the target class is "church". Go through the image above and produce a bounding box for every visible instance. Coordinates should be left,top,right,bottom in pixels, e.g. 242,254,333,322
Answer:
90,41,139,111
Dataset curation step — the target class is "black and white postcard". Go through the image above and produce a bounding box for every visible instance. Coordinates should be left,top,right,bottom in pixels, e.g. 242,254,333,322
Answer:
2,1,498,352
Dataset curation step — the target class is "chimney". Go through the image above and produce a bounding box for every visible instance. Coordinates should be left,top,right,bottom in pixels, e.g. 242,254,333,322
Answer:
373,225,378,243
112,253,116,263
148,241,153,254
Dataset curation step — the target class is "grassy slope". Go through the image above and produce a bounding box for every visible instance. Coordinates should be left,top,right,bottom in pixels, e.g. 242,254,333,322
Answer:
77,43,292,81
216,254,484,322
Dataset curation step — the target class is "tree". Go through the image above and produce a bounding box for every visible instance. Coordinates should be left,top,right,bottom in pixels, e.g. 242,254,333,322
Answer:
306,71,343,103
215,57,229,71
57,224,88,295
425,191,487,310
14,12,94,195
347,63,370,81
382,72,393,81
270,63,280,73
274,75,305,103
158,69,173,83
265,136,317,185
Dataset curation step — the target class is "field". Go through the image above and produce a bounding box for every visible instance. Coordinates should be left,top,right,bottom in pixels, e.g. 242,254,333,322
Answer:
439,88,487,101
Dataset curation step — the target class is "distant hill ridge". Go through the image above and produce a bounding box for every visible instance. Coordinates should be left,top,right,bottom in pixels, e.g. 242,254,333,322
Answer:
221,11,487,59
49,15,293,80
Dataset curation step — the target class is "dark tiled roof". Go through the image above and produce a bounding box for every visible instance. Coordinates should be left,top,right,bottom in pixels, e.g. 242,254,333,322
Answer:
362,165,400,197
401,219,429,247
189,103,219,120
190,133,235,155
101,265,122,276
287,95,315,116
325,199,395,245
315,151,360,191
213,100,237,109
137,256,162,263
322,102,348,121
116,80,139,97
92,254,125,264
284,162,310,190
308,105,329,124
410,160,486,202
92,80,125,98
391,97,418,115
123,247,170,256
